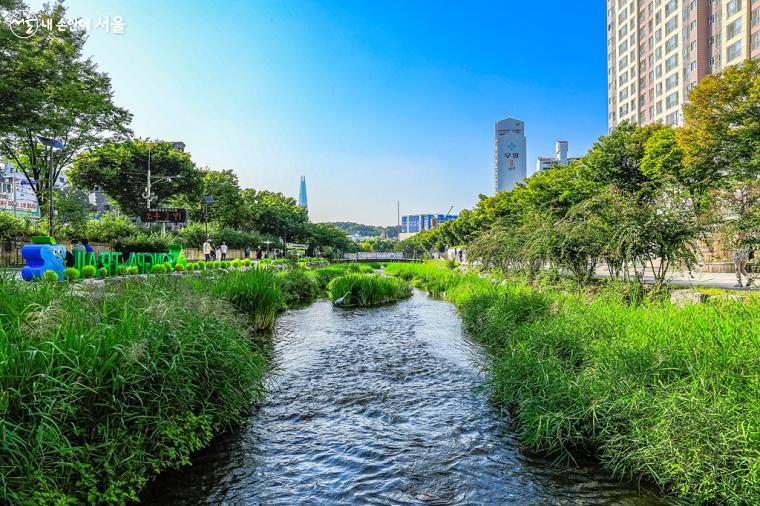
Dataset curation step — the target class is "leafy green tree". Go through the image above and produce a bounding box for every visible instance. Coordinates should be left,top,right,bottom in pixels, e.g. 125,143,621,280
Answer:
70,140,200,216
53,186,91,237
0,2,132,232
680,58,760,186
242,189,309,241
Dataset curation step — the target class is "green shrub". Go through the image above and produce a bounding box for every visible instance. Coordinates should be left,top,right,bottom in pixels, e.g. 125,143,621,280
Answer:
42,270,60,283
116,265,128,275
98,267,109,278
221,261,230,269
151,264,167,274
163,261,173,272
231,259,242,268
327,274,412,306
63,267,80,282
174,263,185,272
80,265,97,279
241,258,251,267
276,269,320,305
212,270,285,331
126,266,139,275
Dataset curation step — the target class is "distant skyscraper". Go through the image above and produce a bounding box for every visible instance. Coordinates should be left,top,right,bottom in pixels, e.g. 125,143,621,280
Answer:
494,117,527,193
298,176,308,209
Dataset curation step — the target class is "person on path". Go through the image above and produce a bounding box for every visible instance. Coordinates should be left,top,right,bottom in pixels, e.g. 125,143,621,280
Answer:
244,245,251,259
203,238,212,262
733,233,754,288
210,244,217,261
256,245,263,261
82,239,94,254
220,241,228,260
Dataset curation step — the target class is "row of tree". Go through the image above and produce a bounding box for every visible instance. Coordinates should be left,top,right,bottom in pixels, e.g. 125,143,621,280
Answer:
400,59,759,286
0,1,354,256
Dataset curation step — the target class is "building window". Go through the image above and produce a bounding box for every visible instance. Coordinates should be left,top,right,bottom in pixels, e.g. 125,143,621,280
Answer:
752,31,760,52
666,34,678,53
665,16,678,36
727,40,742,61
727,19,742,40
665,53,679,72
727,0,742,17
752,7,760,28
666,91,679,109
666,73,679,91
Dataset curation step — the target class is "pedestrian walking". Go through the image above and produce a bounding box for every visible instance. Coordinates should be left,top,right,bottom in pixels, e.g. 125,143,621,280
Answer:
203,238,212,261
256,245,263,261
82,239,94,254
733,233,754,288
210,245,217,261
220,241,228,260
244,245,251,259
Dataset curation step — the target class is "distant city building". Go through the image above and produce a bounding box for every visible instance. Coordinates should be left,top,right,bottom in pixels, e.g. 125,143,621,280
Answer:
89,188,109,211
298,176,308,209
535,140,581,172
607,0,760,130
399,213,458,240
494,117,527,193
1,161,71,219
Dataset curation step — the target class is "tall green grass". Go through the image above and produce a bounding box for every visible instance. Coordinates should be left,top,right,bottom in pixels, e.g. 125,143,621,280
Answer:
0,277,268,504
276,268,320,305
389,262,760,504
211,268,286,331
327,274,412,307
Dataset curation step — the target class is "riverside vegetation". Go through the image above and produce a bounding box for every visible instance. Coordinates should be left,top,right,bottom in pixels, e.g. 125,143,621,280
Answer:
385,262,760,505
0,263,409,504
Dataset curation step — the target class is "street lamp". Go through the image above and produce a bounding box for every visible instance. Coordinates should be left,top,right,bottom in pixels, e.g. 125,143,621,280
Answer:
37,136,64,237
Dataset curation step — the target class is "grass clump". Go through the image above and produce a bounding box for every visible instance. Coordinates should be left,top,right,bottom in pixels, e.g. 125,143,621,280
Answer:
393,262,760,504
276,268,320,305
0,277,268,504
212,269,285,330
327,274,412,307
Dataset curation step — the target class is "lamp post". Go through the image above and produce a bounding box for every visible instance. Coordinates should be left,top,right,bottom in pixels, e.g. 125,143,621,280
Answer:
141,143,182,236
202,195,214,238
37,136,64,237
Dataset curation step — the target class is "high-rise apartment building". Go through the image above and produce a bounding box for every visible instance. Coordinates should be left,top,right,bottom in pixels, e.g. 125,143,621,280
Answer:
494,117,527,193
607,0,760,130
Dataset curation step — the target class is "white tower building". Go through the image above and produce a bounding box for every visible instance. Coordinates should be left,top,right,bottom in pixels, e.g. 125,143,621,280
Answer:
494,117,527,193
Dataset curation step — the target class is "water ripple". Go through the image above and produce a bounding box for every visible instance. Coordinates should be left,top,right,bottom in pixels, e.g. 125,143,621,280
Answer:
142,291,664,505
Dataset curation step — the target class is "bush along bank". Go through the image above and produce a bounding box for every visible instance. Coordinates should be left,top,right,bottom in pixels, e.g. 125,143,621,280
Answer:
386,262,760,505
0,262,353,505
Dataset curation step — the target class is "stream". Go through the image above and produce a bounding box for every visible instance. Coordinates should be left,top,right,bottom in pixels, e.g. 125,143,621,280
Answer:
142,290,663,505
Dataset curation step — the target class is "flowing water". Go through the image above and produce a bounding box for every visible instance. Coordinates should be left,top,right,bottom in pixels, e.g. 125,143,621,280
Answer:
142,290,664,505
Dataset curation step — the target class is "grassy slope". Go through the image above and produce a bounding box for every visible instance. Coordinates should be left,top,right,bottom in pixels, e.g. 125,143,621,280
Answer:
385,262,760,505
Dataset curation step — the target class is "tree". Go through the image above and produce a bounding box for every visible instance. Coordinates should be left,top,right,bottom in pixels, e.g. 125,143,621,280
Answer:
0,2,132,233
242,189,309,241
70,140,201,216
680,59,760,186
583,122,664,195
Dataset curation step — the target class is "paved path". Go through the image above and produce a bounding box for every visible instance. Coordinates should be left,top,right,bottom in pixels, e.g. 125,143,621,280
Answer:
597,268,756,291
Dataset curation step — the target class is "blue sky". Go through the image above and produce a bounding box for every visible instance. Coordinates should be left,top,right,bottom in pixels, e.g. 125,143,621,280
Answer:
35,0,607,225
